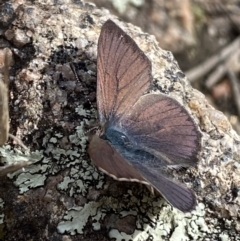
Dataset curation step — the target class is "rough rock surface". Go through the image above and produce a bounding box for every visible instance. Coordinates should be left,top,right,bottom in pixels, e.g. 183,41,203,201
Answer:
0,1,239,240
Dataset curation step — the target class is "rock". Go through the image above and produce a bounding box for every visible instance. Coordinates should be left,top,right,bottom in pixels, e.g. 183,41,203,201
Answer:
0,0,239,240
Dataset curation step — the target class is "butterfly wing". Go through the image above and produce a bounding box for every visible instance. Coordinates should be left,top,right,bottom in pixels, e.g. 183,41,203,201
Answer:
88,134,148,183
97,20,151,124
121,93,201,166
88,135,196,212
133,162,196,212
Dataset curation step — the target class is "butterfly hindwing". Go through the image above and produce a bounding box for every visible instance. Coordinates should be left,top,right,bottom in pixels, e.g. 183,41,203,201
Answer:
88,135,196,212
133,162,196,212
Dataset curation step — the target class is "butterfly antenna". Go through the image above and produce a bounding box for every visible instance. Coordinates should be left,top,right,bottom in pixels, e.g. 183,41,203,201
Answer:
70,62,98,138
69,62,80,82
69,62,94,108
78,126,99,138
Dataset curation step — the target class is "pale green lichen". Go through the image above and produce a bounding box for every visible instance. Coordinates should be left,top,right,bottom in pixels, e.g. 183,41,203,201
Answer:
2,2,239,240
57,201,105,235
219,232,230,241
0,145,33,166
109,229,135,241
75,105,88,117
15,172,46,193
110,0,145,14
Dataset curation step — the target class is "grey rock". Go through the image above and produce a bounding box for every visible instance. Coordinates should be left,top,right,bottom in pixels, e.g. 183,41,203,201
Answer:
0,0,239,240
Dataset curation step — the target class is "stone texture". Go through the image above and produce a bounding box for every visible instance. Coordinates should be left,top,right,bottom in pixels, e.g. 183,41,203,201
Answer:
0,1,239,240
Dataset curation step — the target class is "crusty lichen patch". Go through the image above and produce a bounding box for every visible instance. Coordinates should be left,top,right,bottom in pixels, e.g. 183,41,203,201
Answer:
0,0,239,240
58,201,105,235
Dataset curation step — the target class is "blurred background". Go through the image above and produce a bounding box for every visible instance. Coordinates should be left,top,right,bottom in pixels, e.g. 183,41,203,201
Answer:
87,0,240,134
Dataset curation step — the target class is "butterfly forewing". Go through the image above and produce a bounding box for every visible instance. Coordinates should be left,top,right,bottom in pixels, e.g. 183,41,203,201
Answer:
97,20,151,124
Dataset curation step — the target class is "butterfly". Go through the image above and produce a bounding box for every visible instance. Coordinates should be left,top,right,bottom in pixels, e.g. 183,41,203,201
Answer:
88,20,201,212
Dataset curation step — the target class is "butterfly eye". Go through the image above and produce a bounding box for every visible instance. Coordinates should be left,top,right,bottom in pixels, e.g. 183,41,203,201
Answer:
104,128,131,147
120,134,130,147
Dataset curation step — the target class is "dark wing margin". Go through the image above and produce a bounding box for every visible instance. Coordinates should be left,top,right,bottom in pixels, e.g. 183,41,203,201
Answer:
122,93,201,166
97,20,151,124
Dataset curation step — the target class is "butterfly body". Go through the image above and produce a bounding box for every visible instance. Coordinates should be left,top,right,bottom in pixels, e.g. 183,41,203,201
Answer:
88,20,201,212
103,126,158,165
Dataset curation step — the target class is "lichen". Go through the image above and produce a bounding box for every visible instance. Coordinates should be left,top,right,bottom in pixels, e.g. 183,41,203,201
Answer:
0,1,239,240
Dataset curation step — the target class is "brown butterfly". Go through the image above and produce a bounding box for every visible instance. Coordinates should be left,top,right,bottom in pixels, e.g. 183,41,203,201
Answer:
88,20,201,212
